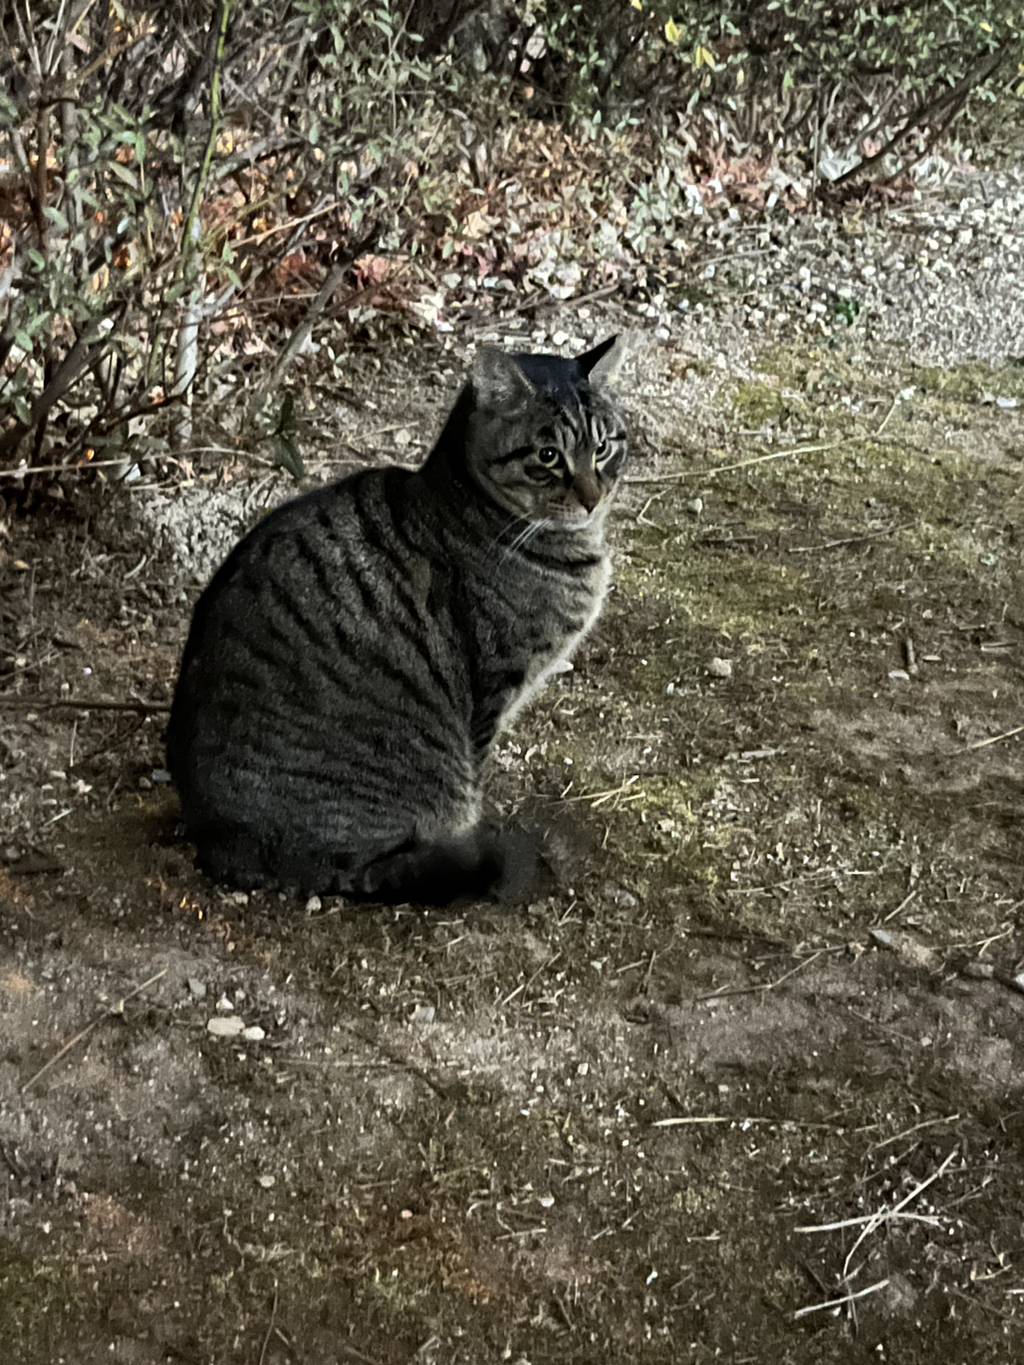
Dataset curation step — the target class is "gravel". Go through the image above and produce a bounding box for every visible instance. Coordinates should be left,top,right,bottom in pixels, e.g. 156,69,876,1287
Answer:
111,161,1024,586
640,164,1024,367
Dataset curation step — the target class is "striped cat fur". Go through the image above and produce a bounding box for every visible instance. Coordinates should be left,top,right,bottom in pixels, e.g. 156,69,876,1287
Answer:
167,336,629,905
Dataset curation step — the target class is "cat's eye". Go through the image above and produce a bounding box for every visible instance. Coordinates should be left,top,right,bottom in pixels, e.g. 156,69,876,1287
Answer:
537,447,561,468
594,439,609,462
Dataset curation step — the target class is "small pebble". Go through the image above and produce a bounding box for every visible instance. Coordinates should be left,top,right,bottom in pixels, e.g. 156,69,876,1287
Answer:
961,961,994,980
207,1016,245,1038
684,497,704,517
410,1004,436,1026
305,894,322,914
243,1025,266,1042
610,887,639,909
187,977,207,1000
257,1174,276,1189
888,669,911,683
707,657,733,679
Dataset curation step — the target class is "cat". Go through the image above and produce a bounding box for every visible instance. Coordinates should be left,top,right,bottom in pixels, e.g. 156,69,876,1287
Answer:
166,336,629,905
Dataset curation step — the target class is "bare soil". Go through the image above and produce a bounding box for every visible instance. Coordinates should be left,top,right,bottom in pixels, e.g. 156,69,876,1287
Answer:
1,330,1022,1365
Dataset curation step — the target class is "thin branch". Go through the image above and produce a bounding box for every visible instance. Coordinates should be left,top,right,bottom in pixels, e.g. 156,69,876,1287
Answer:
796,1211,942,1234
0,307,125,460
257,1282,279,1365
794,1278,890,1320
244,226,379,425
841,1147,958,1280
625,439,845,485
178,0,235,292
21,967,168,1093
789,521,913,554
0,697,171,714
832,45,1008,188
955,725,1024,754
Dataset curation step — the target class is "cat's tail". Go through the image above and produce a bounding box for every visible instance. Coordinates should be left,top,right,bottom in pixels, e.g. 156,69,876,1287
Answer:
350,823,544,907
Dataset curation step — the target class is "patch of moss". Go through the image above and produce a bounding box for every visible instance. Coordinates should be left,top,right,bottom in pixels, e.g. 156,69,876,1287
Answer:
911,360,1024,403
731,379,809,430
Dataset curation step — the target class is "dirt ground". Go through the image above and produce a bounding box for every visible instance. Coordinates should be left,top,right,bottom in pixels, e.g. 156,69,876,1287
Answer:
1,326,1023,1365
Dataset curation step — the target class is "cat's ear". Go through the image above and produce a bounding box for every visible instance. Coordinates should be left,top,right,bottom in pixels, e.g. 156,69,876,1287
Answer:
471,346,535,409
578,335,627,386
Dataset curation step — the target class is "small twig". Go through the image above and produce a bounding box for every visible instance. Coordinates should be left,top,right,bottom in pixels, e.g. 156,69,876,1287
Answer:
234,199,343,249
21,967,168,1093
869,1113,960,1152
338,1023,459,1101
257,1281,279,1365
696,949,824,1002
339,1345,388,1365
790,522,913,554
794,1278,890,1320
877,888,918,926
841,1147,958,1280
0,697,171,715
496,951,561,1011
874,393,900,437
625,439,844,486
651,1114,840,1131
796,1211,942,1234
955,725,1024,754
0,456,149,480
245,226,380,424
562,775,641,806
651,1115,738,1128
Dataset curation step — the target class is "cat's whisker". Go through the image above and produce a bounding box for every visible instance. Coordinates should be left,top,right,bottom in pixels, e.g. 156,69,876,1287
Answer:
502,517,549,559
490,515,531,553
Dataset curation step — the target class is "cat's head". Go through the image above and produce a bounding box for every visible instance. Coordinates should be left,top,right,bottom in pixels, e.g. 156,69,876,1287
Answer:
464,336,629,527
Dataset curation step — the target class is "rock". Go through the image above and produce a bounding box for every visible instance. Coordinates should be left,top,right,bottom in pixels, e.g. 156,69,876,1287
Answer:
207,1016,245,1038
305,894,322,914
707,657,733,679
243,1025,266,1042
960,961,994,980
187,977,207,1000
869,928,938,970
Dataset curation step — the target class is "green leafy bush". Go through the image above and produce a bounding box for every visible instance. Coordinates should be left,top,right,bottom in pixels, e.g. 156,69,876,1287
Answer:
1,1,1021,483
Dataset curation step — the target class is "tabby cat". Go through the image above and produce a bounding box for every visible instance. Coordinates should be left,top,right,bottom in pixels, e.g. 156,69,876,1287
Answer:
167,336,629,905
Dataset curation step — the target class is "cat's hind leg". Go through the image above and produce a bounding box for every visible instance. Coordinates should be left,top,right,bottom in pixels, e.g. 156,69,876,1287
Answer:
351,823,544,907
191,823,278,892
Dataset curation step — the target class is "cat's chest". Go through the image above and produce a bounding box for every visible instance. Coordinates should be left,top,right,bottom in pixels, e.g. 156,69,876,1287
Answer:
497,551,610,680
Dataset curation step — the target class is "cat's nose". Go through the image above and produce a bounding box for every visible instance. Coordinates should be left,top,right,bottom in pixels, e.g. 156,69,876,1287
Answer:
572,469,602,513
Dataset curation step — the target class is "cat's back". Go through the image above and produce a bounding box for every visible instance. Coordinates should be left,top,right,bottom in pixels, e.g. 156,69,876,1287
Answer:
200,465,414,600
167,465,441,758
